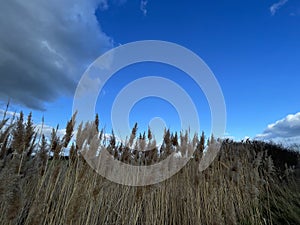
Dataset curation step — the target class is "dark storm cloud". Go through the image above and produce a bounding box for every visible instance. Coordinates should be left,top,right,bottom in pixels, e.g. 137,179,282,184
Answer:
0,0,113,110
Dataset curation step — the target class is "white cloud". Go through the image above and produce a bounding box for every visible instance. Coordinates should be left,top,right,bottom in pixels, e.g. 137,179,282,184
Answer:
270,0,288,15
256,112,300,144
0,0,113,110
140,0,148,16
0,109,19,121
0,108,66,138
222,132,252,142
35,123,66,139
222,132,236,140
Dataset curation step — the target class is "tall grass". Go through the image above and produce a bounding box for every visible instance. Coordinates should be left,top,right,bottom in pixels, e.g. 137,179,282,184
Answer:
0,109,299,225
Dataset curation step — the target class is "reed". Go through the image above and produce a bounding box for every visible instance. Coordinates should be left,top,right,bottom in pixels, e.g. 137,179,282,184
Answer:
0,109,299,225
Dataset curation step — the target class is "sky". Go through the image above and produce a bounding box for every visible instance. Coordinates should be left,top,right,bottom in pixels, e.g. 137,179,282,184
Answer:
0,0,300,145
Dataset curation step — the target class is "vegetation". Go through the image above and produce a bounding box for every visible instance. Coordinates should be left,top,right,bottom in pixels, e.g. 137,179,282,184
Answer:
0,108,299,225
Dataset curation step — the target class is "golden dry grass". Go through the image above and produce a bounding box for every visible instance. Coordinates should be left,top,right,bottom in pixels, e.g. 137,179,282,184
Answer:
0,111,299,225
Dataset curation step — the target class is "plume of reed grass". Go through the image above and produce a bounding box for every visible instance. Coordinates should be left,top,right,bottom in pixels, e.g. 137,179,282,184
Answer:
0,108,299,225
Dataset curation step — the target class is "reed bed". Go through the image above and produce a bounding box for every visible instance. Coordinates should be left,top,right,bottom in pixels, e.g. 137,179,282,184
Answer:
0,110,299,225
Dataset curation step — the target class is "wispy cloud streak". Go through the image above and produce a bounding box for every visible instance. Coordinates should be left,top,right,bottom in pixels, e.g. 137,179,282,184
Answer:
270,0,288,15
140,0,148,16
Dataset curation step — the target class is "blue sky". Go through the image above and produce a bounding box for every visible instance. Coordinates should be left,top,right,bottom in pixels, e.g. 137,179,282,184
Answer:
0,0,300,144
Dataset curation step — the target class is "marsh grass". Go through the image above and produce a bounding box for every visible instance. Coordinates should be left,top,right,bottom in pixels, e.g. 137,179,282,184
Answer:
0,110,299,225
